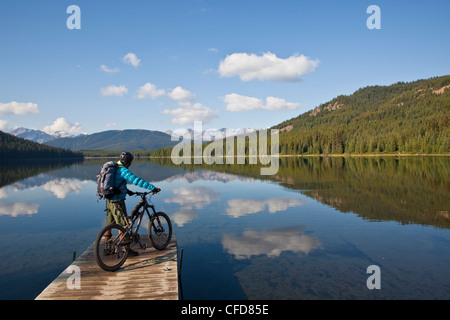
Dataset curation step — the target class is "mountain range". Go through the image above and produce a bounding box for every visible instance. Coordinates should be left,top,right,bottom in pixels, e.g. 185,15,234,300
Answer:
9,127,256,152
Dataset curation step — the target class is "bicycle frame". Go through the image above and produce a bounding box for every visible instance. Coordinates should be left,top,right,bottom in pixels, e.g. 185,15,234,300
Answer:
128,193,157,235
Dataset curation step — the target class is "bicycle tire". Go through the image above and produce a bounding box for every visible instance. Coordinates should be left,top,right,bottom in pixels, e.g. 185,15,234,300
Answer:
148,212,172,250
94,223,130,272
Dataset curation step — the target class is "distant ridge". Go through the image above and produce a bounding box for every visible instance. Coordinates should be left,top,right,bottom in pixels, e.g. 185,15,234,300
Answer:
44,129,177,151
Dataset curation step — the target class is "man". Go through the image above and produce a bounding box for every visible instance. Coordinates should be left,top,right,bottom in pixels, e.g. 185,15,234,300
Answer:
106,151,160,256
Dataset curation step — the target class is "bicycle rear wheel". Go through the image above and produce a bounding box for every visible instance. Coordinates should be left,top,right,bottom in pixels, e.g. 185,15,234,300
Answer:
94,223,130,272
148,212,172,250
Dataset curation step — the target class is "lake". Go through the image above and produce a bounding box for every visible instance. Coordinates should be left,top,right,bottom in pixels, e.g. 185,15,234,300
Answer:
0,156,449,300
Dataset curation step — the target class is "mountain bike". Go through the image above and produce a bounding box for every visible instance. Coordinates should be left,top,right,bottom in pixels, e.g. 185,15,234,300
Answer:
94,190,172,272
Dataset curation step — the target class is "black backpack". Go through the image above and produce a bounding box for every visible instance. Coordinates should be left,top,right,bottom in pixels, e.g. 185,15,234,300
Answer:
96,161,119,199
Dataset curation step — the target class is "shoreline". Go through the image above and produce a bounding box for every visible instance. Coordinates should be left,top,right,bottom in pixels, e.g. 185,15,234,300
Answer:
83,153,450,159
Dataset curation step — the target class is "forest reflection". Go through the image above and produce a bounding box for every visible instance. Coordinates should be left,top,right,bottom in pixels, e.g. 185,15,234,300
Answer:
149,156,450,229
1,156,448,229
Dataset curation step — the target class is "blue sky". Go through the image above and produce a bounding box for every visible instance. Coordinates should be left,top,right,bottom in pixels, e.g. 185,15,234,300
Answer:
0,0,449,135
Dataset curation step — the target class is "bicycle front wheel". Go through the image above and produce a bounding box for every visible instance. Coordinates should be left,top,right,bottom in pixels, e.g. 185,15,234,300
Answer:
148,212,172,250
94,223,130,272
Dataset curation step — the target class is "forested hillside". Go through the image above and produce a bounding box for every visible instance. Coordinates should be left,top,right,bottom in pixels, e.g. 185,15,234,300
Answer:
45,129,177,151
0,131,83,159
274,75,450,155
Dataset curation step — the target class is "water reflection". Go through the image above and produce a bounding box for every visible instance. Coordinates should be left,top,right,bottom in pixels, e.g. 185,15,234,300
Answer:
222,226,322,259
165,186,221,226
2,174,89,200
0,159,82,188
165,186,221,209
0,202,39,217
165,170,254,184
226,198,303,218
41,178,87,199
156,156,449,229
0,156,449,300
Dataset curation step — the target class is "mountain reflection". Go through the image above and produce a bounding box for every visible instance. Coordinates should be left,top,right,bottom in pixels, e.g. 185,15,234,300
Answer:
222,226,322,260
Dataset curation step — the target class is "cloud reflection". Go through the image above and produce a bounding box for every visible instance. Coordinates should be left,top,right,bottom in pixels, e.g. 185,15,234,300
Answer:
0,188,8,199
226,198,303,218
41,178,87,199
222,227,321,260
0,202,40,217
165,186,220,226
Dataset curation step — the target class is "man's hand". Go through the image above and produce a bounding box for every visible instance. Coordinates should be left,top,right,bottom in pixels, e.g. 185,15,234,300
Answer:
152,187,161,194
127,189,135,196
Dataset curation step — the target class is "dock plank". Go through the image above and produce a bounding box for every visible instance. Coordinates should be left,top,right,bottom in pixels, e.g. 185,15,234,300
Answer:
35,234,178,300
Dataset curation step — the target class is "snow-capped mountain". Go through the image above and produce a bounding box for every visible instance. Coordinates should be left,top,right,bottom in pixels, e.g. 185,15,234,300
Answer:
9,128,57,143
9,127,82,143
165,128,256,142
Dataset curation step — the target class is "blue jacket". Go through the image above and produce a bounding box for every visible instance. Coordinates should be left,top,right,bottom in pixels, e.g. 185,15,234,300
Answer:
110,161,155,201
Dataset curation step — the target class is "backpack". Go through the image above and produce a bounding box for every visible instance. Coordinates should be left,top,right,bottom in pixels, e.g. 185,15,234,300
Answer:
96,161,119,199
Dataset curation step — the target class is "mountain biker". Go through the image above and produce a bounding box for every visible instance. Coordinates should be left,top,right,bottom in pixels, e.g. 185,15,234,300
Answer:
105,151,161,256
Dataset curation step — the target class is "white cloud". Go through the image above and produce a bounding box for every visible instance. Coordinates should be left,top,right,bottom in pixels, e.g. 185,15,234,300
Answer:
208,48,218,53
0,119,9,131
167,86,196,102
0,101,39,115
100,85,128,97
163,102,219,125
135,82,217,124
218,51,319,82
136,83,166,99
100,64,120,73
42,117,83,137
123,52,141,67
136,84,196,102
224,93,302,112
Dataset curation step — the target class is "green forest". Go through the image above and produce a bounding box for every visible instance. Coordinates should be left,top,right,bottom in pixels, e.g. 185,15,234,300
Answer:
274,75,450,155
151,75,450,158
0,130,84,160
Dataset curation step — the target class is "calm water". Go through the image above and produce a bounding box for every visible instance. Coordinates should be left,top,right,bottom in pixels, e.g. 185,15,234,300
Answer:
0,157,449,300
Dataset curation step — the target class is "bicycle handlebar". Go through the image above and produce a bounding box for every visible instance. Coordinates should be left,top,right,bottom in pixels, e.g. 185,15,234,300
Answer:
128,190,159,197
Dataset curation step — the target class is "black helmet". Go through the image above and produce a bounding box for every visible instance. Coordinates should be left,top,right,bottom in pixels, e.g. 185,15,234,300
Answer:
120,152,134,167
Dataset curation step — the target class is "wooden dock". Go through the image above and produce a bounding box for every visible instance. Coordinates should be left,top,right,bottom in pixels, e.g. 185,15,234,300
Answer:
35,234,179,300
